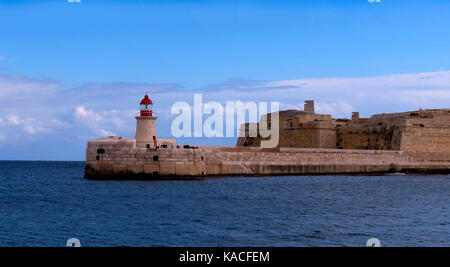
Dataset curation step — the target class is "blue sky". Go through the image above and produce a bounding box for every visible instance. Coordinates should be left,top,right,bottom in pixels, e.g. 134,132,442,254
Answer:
0,0,450,160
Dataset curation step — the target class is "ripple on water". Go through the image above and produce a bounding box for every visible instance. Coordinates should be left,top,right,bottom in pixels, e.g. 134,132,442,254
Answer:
0,161,449,247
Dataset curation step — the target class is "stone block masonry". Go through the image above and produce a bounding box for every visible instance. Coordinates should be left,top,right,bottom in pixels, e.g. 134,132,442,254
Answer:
85,139,450,179
84,96,449,180
238,108,450,153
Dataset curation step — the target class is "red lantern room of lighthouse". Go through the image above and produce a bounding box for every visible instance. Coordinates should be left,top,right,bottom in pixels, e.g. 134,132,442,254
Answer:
140,95,153,116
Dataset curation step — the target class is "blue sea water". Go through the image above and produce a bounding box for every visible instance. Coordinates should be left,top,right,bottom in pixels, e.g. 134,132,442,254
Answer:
0,161,448,247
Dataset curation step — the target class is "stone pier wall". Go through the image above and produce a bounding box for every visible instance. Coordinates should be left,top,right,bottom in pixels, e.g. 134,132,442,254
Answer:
85,139,450,179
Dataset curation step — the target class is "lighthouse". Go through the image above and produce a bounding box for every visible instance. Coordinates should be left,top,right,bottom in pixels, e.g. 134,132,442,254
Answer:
135,94,158,148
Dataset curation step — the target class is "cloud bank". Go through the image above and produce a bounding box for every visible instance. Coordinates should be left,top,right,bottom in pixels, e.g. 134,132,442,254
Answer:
0,71,449,160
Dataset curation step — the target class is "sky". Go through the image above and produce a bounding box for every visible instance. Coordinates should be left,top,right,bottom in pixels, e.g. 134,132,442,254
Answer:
0,0,450,160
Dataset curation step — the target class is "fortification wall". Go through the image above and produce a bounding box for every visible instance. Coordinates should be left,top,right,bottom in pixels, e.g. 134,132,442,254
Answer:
277,128,319,148
336,128,394,150
85,141,450,179
237,121,337,149
399,111,450,152
238,109,450,153
317,123,337,149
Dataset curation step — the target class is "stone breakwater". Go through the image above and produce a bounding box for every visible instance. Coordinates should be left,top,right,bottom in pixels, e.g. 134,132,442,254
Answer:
84,137,450,180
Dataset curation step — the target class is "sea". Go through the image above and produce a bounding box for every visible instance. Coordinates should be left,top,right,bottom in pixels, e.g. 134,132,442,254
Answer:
0,161,448,247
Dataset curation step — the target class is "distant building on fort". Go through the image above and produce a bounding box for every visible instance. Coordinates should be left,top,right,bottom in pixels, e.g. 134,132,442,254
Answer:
237,100,450,153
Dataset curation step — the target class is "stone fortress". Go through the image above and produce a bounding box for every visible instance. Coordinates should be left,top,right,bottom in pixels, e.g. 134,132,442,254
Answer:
85,95,450,179
237,100,450,153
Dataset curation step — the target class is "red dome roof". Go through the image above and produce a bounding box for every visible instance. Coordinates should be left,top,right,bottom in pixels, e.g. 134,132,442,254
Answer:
140,94,153,105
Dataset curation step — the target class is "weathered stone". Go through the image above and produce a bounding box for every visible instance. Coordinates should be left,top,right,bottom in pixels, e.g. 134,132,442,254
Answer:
84,107,450,180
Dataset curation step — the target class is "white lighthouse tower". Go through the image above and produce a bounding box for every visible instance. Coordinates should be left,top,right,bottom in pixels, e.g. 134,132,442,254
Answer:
135,94,158,148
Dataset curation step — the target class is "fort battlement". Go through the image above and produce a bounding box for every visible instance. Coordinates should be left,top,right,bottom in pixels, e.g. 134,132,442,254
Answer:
84,96,450,180
238,107,450,153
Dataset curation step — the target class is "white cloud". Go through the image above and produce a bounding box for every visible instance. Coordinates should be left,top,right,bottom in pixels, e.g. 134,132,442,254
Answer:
51,119,72,128
0,74,62,100
3,114,52,135
264,71,450,90
242,71,450,117
75,106,102,123
99,129,115,136
7,114,21,125
260,71,450,105
22,118,53,135
74,106,116,137
315,102,355,118
0,117,4,126
23,124,37,134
